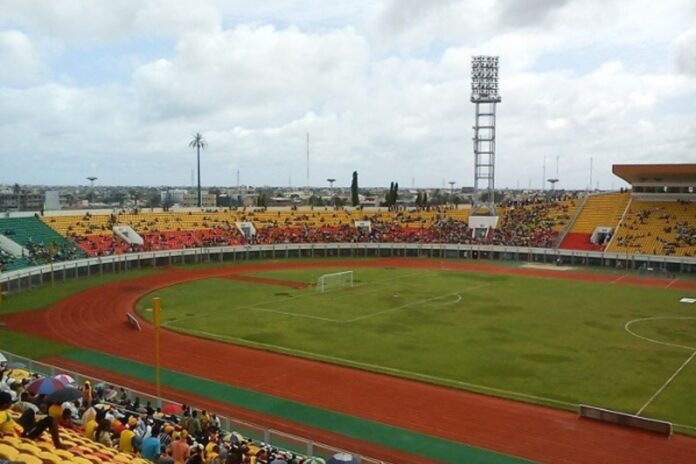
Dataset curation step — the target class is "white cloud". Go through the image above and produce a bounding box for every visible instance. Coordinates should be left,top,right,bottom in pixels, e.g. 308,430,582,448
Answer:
0,30,44,86
133,25,369,122
0,0,694,190
672,28,696,76
0,0,220,42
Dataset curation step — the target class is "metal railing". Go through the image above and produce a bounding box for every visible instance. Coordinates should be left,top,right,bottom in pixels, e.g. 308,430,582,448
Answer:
0,351,387,464
2,242,695,291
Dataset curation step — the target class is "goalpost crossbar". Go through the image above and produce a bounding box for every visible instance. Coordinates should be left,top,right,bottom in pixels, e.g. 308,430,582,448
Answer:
316,271,354,292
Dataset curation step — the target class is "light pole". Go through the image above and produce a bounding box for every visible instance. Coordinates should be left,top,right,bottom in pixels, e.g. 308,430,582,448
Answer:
327,178,336,206
86,177,97,204
448,181,456,204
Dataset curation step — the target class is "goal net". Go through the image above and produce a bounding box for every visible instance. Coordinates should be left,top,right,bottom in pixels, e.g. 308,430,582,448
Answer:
316,271,354,293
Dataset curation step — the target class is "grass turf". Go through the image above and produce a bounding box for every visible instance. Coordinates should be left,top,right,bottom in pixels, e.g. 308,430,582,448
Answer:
135,265,696,431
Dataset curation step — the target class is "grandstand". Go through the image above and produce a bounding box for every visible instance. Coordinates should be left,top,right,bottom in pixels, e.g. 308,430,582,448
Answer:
559,192,630,251
0,353,338,464
2,166,695,271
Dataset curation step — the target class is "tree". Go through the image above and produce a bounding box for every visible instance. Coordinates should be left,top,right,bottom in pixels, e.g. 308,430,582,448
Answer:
147,193,161,208
351,171,359,206
422,191,428,207
384,182,394,206
256,193,268,207
308,195,324,207
415,191,422,208
189,133,207,208
163,192,173,211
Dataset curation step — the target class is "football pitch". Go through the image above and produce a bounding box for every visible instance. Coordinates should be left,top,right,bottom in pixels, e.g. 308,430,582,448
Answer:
135,264,696,432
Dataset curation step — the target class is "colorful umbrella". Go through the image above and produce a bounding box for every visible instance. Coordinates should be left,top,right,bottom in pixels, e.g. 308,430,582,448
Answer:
161,403,183,415
47,387,82,404
27,377,65,395
327,453,360,464
53,374,75,385
0,353,6,363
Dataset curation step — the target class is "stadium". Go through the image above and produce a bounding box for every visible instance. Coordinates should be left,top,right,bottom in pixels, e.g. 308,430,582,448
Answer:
2,160,696,463
2,3,696,464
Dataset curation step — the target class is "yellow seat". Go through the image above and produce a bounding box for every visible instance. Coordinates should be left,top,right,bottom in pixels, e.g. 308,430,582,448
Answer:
0,443,20,460
14,454,43,464
72,457,93,464
0,436,22,447
53,449,75,460
38,451,62,464
17,443,43,455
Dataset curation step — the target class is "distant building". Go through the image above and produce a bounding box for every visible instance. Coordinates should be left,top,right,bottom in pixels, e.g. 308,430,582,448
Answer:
0,191,45,211
160,189,216,208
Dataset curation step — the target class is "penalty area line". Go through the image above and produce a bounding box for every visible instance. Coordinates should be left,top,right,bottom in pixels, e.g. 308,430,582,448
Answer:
636,350,696,416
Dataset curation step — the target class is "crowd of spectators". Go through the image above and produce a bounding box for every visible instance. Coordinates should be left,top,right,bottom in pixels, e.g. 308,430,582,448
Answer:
1,361,341,463
614,204,696,256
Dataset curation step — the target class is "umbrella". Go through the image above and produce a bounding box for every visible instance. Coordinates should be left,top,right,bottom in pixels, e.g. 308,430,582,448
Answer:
270,460,288,464
8,362,25,369
161,403,183,415
47,387,82,404
27,377,66,395
0,353,6,363
94,403,112,411
303,459,326,464
53,374,75,385
327,453,360,464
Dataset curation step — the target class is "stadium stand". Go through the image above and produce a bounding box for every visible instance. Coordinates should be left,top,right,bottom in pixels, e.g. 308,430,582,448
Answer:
0,217,83,270
559,192,630,251
607,199,696,257
0,357,345,464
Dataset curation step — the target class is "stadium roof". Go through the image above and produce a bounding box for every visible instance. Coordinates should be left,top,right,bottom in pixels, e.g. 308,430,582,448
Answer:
613,164,696,184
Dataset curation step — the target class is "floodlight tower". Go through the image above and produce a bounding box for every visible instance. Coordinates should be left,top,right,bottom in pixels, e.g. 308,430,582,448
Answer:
471,56,501,215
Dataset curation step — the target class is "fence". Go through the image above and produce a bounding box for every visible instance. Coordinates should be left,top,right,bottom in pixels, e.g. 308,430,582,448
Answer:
2,242,696,294
1,351,387,463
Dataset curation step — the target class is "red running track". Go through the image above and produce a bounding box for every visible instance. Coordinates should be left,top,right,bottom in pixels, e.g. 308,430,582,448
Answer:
5,258,696,464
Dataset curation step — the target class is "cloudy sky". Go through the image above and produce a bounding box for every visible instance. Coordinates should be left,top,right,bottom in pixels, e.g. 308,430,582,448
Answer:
0,0,695,190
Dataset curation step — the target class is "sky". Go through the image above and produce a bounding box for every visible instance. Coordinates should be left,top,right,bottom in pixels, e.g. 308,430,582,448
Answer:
0,0,694,190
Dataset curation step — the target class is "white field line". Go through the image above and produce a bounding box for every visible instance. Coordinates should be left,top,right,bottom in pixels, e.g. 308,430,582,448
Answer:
636,350,696,416
624,316,696,351
170,326,578,408
168,288,471,325
610,274,627,284
167,269,430,325
228,306,345,323
344,288,475,323
665,278,678,289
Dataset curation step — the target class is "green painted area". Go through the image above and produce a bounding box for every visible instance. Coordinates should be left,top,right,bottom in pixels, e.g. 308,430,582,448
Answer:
0,329,79,359
134,266,696,429
0,269,156,315
62,350,532,464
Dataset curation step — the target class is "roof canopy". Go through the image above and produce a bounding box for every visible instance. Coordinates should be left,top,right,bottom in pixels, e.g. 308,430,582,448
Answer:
613,164,696,185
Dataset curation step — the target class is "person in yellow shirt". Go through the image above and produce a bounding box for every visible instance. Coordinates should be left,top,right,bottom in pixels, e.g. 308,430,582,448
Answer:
119,425,136,454
84,417,98,439
47,403,62,422
0,391,63,448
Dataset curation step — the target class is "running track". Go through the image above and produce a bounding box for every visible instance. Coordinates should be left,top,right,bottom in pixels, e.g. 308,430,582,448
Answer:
5,258,696,463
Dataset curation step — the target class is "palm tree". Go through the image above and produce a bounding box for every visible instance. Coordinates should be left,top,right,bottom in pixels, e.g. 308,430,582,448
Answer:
189,133,207,207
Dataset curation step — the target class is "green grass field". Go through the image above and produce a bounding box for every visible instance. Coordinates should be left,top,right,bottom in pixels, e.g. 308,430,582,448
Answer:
133,264,696,433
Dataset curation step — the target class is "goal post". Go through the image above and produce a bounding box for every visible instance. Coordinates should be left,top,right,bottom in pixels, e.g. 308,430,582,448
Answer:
316,271,354,292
